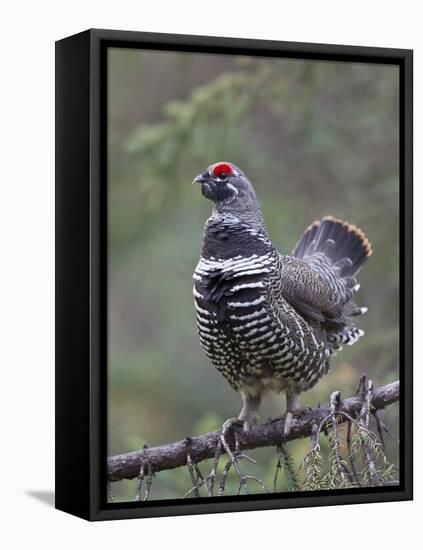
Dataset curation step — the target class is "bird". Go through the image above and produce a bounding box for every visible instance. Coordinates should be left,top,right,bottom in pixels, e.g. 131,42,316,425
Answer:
192,161,372,436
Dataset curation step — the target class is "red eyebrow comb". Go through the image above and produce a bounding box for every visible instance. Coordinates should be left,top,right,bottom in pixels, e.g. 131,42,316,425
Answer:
212,162,233,176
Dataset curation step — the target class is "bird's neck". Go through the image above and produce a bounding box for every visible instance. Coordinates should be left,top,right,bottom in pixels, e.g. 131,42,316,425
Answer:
213,200,267,234
202,212,272,261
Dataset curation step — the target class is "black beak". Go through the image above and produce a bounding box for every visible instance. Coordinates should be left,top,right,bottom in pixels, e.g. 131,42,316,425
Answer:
192,172,209,185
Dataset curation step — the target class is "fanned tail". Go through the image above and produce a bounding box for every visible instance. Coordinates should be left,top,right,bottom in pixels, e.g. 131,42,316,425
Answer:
293,215,372,276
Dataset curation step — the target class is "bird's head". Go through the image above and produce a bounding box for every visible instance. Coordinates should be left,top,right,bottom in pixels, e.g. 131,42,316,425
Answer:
193,162,259,214
193,161,268,240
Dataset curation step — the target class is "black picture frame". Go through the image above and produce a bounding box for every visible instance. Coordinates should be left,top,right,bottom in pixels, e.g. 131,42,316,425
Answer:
55,28,413,521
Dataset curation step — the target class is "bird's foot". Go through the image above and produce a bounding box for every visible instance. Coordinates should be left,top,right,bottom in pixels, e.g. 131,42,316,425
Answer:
266,406,313,441
219,416,247,466
220,417,243,449
213,393,270,495
267,406,313,424
217,416,270,496
217,417,246,495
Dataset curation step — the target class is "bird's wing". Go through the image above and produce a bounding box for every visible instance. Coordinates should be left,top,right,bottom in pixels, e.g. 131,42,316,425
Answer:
291,216,371,307
271,254,342,323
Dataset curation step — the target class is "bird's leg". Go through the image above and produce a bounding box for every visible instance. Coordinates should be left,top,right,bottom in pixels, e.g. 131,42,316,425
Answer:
283,389,301,440
266,390,312,428
238,392,261,434
219,392,260,458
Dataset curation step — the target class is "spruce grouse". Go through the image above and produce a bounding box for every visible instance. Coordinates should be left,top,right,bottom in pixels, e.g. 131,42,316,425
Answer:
193,161,372,434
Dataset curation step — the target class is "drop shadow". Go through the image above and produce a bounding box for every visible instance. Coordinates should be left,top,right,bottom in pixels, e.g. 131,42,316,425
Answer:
26,490,55,507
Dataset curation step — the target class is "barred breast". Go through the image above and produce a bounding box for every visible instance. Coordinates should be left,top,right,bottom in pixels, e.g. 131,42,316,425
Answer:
193,252,273,390
193,245,331,394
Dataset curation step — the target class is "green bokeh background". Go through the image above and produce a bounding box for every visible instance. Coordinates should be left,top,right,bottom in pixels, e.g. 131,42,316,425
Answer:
107,48,399,501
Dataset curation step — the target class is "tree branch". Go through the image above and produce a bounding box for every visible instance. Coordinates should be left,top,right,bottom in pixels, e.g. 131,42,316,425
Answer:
107,380,399,482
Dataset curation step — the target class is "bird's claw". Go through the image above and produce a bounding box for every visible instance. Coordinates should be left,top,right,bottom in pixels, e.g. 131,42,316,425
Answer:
220,417,243,452
221,417,243,435
266,406,313,426
264,411,294,440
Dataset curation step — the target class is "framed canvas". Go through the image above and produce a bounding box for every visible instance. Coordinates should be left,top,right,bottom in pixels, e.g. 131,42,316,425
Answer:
55,28,413,521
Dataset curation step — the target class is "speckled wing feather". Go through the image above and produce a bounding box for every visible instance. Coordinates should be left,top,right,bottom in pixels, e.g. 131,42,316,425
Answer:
292,216,372,306
275,254,340,322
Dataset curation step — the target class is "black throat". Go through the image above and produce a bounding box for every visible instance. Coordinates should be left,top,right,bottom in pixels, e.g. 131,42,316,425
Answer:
202,215,272,260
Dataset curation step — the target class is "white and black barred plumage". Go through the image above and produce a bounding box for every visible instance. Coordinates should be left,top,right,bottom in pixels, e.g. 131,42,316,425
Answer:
193,162,372,428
